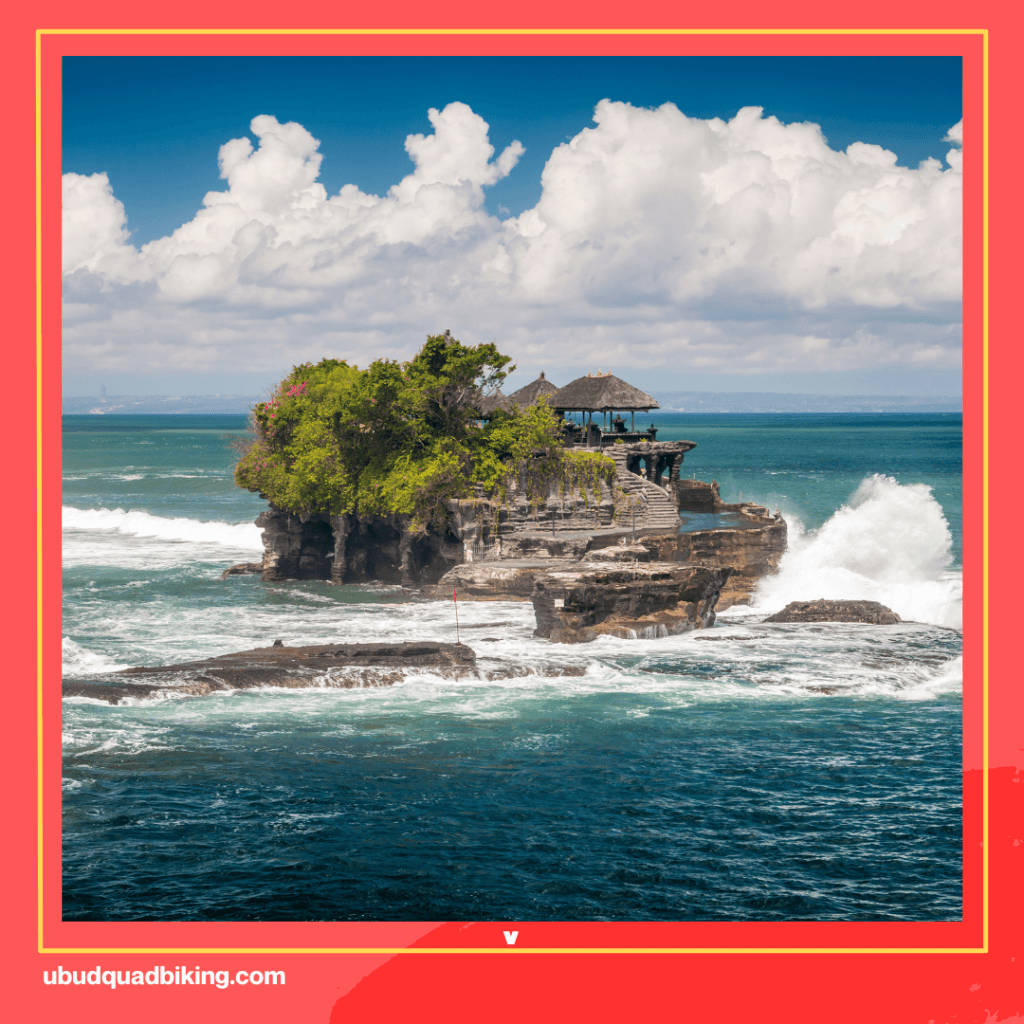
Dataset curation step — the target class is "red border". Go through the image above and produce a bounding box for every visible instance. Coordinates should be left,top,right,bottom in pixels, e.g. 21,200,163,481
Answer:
5,3,1021,1021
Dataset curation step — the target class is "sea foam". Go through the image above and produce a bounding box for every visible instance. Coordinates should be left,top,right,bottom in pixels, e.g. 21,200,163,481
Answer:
62,506,263,550
750,474,962,629
62,636,130,676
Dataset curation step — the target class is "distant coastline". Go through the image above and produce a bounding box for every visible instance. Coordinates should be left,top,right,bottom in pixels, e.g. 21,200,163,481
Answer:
62,391,962,416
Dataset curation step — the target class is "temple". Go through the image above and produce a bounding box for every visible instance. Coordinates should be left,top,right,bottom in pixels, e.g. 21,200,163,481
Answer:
552,370,659,444
500,369,697,493
236,357,784,603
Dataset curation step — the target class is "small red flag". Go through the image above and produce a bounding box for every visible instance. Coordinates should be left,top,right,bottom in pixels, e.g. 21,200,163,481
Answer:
453,588,457,602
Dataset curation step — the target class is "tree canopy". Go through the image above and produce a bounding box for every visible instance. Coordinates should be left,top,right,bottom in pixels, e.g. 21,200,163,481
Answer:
234,333,604,532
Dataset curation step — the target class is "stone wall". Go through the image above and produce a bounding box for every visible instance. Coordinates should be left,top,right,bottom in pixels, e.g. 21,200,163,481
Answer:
672,478,720,512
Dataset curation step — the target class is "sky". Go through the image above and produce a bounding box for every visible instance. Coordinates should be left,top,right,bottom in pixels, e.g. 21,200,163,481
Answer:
61,56,963,398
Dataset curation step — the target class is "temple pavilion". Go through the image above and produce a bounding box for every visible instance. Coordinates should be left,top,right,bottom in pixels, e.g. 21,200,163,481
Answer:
476,369,662,448
552,371,660,445
508,371,559,409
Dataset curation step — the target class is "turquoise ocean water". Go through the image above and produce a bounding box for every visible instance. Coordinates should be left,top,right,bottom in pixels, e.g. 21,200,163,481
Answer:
61,413,963,921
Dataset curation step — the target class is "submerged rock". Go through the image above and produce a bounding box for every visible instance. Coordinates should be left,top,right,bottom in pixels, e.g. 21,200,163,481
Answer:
220,562,264,579
764,600,902,625
532,562,732,643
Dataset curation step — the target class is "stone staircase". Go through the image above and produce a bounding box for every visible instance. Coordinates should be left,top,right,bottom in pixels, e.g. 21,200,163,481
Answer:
603,447,681,532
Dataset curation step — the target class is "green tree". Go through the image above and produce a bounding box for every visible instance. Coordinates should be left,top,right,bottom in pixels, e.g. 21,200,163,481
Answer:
406,332,514,439
234,332,612,530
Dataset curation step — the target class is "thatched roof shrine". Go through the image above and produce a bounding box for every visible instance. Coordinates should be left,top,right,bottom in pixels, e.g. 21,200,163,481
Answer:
552,372,660,413
473,390,515,418
508,371,559,409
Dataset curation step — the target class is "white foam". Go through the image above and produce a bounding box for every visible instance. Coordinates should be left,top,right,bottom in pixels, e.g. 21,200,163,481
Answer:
62,636,130,676
896,655,963,701
752,475,962,629
63,505,263,550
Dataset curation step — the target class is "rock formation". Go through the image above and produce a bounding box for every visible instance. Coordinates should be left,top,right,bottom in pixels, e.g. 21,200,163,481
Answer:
670,478,719,512
764,600,902,624
244,438,712,586
640,516,787,609
423,559,574,601
532,563,732,643
62,641,477,704
237,423,787,632
251,478,783,607
220,562,264,579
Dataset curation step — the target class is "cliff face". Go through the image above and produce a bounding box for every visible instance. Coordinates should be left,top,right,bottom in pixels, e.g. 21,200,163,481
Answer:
256,509,465,586
642,517,788,608
253,455,628,586
254,493,786,604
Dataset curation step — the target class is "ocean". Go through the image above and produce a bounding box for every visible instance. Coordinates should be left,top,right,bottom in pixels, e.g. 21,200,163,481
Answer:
61,413,963,922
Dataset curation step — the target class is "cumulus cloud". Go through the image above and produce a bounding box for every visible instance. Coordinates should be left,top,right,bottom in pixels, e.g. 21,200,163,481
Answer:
62,172,138,277
507,102,960,310
62,100,962,387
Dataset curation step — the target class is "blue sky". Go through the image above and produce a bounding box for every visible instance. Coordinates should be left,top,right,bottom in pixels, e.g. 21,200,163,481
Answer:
64,56,962,245
61,56,963,398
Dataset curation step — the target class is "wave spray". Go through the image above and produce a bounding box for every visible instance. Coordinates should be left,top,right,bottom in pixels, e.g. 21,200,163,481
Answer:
751,475,962,629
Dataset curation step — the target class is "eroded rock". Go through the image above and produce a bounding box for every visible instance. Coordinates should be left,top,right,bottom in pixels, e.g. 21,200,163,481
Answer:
424,559,575,601
62,641,476,704
641,520,788,609
532,562,732,643
764,600,902,624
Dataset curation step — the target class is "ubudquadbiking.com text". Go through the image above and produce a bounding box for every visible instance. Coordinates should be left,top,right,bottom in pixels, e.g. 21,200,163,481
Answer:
43,966,284,989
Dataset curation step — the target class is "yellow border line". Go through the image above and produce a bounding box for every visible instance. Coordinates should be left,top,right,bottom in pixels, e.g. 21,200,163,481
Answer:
38,946,987,955
38,27,985,34
35,25,45,956
38,27,988,957
980,26,990,957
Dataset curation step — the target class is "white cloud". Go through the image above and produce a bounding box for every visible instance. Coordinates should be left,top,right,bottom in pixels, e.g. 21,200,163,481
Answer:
62,172,139,278
62,101,961,387
505,102,960,310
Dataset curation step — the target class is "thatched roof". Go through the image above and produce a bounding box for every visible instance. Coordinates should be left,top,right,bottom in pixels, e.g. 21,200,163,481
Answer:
508,371,559,409
552,372,659,413
474,390,515,418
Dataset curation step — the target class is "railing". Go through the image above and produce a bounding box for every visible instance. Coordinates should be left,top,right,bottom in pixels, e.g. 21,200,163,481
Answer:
563,427,658,447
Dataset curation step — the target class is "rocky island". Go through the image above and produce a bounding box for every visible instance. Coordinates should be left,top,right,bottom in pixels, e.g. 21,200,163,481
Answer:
226,332,788,642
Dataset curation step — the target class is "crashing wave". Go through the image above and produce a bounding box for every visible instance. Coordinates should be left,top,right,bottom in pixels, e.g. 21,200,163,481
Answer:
62,506,263,550
751,475,962,630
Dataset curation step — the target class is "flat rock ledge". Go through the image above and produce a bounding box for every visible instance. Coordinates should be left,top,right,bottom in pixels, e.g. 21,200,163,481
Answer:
533,563,732,644
764,600,902,625
422,559,575,602
62,641,476,705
